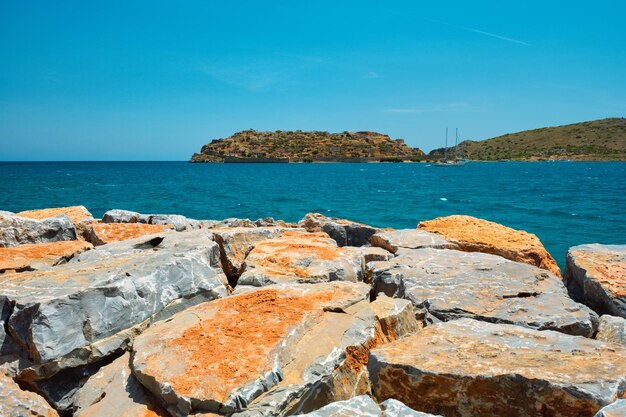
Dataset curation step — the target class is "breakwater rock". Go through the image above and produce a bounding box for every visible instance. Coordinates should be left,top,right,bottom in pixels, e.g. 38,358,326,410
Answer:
0,207,624,417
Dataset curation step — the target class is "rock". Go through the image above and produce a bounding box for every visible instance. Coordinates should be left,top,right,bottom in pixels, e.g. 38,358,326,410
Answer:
0,240,93,273
147,214,201,231
0,214,77,248
293,396,440,417
596,315,626,345
254,217,294,228
73,352,165,417
371,294,420,341
132,282,377,416
237,231,363,287
594,400,626,417
0,210,14,216
0,373,59,417
418,215,562,277
565,244,626,318
210,227,291,279
381,399,442,416
299,213,377,247
367,248,598,336
371,229,457,254
353,246,394,283
0,230,228,379
102,209,142,223
369,318,626,417
84,222,173,246
16,205,94,226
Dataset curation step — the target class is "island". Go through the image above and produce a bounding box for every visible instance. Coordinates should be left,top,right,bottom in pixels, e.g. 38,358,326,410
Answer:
189,130,425,163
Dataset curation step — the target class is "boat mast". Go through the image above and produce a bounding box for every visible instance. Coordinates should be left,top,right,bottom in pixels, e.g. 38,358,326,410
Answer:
444,127,448,160
455,128,458,161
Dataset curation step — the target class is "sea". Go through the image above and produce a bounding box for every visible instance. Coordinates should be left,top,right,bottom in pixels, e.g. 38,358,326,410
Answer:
1,161,625,270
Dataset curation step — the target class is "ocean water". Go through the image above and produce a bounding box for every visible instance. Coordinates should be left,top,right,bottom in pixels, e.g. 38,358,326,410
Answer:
1,161,625,269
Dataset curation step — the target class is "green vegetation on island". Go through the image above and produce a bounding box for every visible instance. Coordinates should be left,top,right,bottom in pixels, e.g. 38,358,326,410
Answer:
190,130,425,163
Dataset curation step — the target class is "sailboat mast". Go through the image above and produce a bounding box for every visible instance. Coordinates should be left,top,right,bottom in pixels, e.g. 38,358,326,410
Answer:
455,128,458,160
444,127,448,160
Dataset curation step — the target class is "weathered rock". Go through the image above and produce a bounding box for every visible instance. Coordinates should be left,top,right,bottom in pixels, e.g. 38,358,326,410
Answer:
367,248,597,336
381,399,443,416
0,240,93,273
146,214,201,231
237,231,363,287
0,373,59,417
596,315,626,345
371,294,420,341
0,230,228,378
73,352,165,417
418,215,562,277
17,205,94,226
353,246,394,283
369,318,626,417
254,217,294,228
0,214,76,248
210,227,292,279
594,400,626,417
565,244,626,318
371,229,457,254
0,210,14,216
132,282,377,416
293,396,440,417
84,222,172,245
299,213,377,247
102,209,142,223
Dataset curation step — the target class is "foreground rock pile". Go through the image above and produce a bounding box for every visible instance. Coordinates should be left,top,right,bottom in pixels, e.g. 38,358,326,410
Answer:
0,209,624,417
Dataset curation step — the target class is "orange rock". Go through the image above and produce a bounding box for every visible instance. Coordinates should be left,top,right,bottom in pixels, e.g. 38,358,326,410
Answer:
16,206,94,226
0,240,93,273
418,215,561,277
84,223,172,246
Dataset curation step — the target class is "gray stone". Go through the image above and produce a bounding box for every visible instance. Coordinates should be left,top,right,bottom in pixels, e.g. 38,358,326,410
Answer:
147,214,199,231
381,399,442,416
371,229,458,254
101,209,141,223
594,399,626,417
369,318,626,417
596,315,626,346
0,214,76,248
0,373,58,417
565,244,626,318
299,213,377,247
0,210,14,216
371,294,420,341
293,395,380,416
0,230,228,379
367,248,598,336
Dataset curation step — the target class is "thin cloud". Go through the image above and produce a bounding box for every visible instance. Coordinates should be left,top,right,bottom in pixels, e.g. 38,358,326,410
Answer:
386,102,472,114
361,71,380,79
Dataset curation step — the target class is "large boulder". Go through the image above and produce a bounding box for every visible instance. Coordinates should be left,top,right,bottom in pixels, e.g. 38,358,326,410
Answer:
0,240,93,273
237,231,363,287
293,395,440,417
83,222,172,246
0,230,228,379
145,214,201,231
101,209,142,223
418,215,562,277
369,318,626,417
0,214,76,248
132,282,377,416
299,213,377,247
564,244,626,318
596,315,626,346
594,400,626,417
367,248,597,336
17,205,94,225
371,229,457,254
0,373,59,417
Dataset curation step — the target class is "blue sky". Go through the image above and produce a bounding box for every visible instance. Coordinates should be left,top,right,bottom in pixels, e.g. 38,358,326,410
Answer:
1,1,625,160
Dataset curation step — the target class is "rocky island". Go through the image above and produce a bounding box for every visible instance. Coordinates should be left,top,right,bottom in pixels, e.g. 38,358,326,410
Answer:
0,207,625,417
190,130,425,163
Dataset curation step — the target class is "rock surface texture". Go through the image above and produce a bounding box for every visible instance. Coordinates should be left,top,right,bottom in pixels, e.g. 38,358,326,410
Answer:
132,282,376,416
0,214,77,248
237,231,363,286
367,248,597,336
371,229,457,254
596,315,626,345
565,244,626,317
0,230,227,377
299,213,377,247
84,222,172,245
0,373,60,417
369,319,626,417
594,400,626,417
0,240,93,273
418,215,562,277
293,395,440,416
17,206,94,227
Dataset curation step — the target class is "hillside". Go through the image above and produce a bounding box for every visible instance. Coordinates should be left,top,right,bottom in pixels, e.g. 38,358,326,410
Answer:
429,118,626,161
190,130,425,162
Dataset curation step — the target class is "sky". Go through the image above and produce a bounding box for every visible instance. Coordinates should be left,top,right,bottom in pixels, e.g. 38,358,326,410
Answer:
1,0,625,161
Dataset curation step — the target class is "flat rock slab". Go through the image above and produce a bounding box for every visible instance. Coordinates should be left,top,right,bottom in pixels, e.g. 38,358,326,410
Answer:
299,213,377,247
371,294,420,342
237,231,363,286
17,205,94,226
0,240,93,273
0,373,59,417
594,400,626,417
371,229,457,254
73,352,164,417
132,282,375,416
84,222,172,245
369,318,626,417
293,395,440,417
0,230,227,377
368,248,597,336
597,315,626,345
418,215,562,277
0,214,76,248
565,244,626,318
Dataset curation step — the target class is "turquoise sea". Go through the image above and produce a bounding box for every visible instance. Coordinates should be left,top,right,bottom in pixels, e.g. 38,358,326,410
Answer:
1,161,624,270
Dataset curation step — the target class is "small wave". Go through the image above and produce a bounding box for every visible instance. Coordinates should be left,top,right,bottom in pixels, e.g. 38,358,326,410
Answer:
440,197,448,201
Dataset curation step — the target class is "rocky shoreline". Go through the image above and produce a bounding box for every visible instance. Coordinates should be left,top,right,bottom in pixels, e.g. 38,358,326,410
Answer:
0,207,625,416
